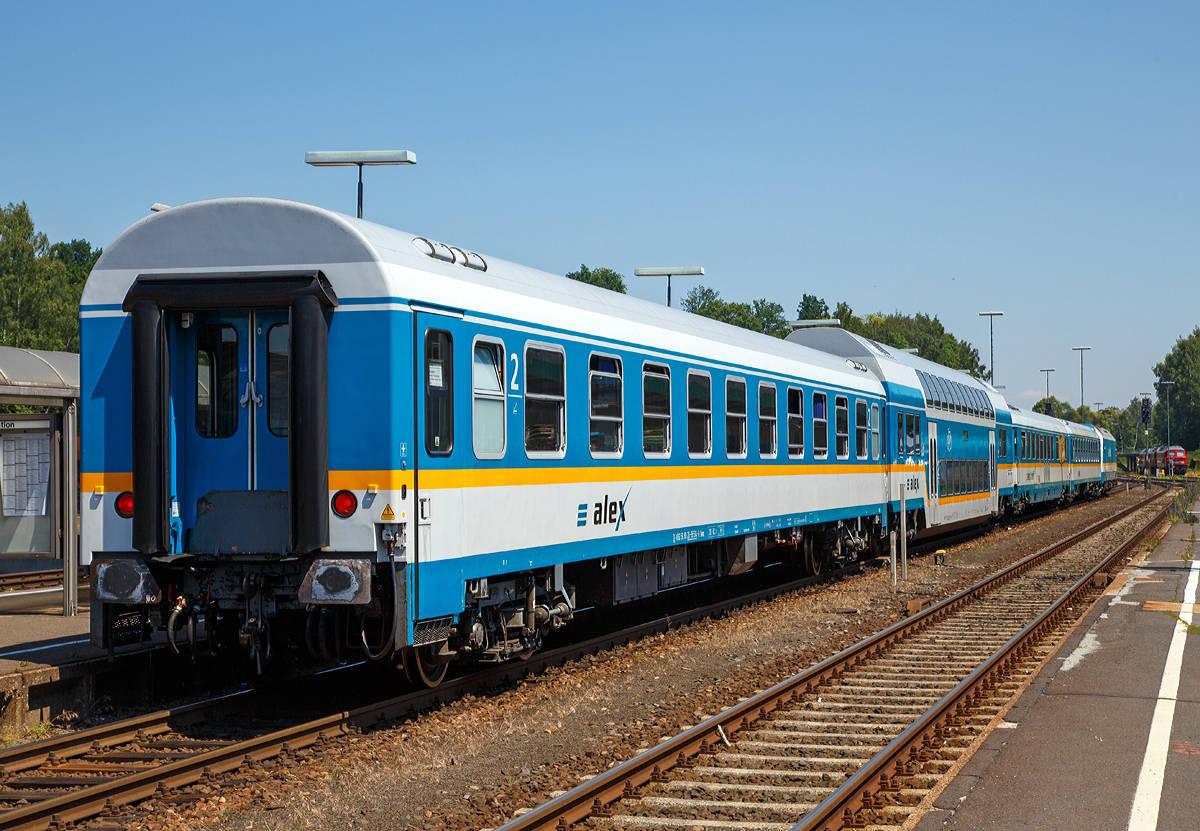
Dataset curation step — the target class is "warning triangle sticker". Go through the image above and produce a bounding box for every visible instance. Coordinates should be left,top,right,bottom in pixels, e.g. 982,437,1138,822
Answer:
381,504,395,521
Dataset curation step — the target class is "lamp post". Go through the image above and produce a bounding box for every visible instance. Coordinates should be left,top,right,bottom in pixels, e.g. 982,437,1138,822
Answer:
305,150,416,219
979,312,1003,385
634,267,705,307
1072,346,1091,408
1040,368,1054,409
1157,380,1175,449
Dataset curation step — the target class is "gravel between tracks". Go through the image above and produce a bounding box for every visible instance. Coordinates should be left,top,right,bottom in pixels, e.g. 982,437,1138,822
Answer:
94,489,1158,831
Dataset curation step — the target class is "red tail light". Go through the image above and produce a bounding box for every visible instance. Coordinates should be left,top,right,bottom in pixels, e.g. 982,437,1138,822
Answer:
331,490,358,518
115,491,134,519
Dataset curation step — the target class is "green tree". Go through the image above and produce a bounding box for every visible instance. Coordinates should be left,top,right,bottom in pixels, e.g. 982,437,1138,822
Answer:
752,299,790,338
796,294,830,320
566,264,626,293
1151,327,1200,451
681,286,789,339
0,203,95,352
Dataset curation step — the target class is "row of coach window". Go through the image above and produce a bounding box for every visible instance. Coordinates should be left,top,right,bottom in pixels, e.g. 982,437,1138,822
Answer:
425,335,932,462
937,459,990,497
1020,430,1060,462
1069,436,1100,464
916,371,994,419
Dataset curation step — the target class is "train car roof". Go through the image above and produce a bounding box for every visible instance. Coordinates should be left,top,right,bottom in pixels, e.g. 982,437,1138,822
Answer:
785,327,1004,415
83,198,881,394
1007,405,1069,433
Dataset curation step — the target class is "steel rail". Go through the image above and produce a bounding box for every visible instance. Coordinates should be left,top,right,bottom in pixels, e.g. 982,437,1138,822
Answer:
489,489,1166,831
0,569,86,593
0,691,255,774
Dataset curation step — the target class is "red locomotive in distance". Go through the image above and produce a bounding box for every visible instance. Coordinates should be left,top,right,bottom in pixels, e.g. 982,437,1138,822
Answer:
1137,445,1188,476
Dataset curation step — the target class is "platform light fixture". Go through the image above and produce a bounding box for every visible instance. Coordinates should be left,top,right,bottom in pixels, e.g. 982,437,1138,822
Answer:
305,150,416,219
634,267,704,307
1040,368,1054,406
788,319,842,329
978,311,1003,385
1072,346,1091,408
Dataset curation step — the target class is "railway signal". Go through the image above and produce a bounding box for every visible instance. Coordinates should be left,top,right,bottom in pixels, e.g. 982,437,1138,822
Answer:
1141,397,1151,425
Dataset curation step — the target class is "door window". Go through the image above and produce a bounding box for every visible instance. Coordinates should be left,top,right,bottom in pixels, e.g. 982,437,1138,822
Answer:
195,324,239,439
266,324,288,437
425,330,453,455
871,404,880,460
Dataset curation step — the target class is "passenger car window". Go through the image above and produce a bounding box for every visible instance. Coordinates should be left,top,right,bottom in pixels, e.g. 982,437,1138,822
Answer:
524,345,565,454
642,364,671,456
726,379,747,457
918,372,934,408
472,341,505,457
195,324,238,439
687,372,711,457
935,377,952,412
589,354,623,455
787,387,804,459
758,383,777,458
812,392,828,458
835,396,849,459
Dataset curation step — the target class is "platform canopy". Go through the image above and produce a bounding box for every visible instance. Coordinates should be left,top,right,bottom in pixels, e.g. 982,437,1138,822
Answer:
0,346,79,407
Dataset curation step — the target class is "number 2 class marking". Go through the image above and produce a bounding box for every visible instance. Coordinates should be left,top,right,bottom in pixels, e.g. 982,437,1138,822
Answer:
510,353,519,391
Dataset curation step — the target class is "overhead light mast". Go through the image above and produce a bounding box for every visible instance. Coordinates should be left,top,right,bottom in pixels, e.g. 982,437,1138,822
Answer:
634,267,705,308
305,150,416,219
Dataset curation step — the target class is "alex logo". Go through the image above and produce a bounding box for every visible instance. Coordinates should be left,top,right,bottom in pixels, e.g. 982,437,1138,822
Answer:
577,487,631,530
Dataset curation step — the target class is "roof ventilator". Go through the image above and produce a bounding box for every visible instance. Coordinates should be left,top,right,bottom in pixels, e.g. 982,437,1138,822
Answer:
412,237,488,272
845,359,869,372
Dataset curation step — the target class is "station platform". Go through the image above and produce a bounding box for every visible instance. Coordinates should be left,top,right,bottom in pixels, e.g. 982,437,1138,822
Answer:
0,599,171,739
914,500,1200,831
0,599,96,675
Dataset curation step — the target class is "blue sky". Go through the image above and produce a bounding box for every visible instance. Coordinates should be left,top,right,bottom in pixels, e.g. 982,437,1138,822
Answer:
4,3,1197,409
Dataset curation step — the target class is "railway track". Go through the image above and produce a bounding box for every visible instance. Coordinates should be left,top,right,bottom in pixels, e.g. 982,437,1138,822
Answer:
0,557,874,831
489,488,1179,831
0,487,1161,830
0,570,86,594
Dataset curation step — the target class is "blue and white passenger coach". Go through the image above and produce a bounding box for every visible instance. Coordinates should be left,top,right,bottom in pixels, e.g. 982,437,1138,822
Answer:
82,198,903,683
81,198,1111,684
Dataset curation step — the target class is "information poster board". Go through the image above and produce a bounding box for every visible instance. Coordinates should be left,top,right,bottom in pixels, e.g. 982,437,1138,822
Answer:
0,416,56,557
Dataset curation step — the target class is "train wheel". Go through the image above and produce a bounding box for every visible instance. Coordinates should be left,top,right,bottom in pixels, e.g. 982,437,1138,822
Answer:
804,536,822,576
403,646,449,688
